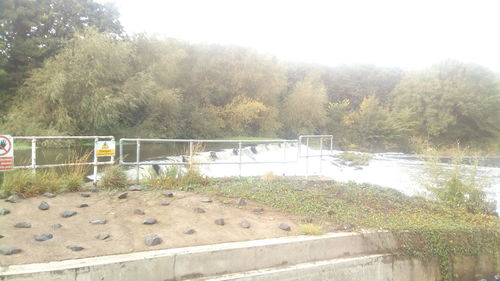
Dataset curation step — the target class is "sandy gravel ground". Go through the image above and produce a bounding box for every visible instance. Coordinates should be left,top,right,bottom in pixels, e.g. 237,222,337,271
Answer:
0,189,300,266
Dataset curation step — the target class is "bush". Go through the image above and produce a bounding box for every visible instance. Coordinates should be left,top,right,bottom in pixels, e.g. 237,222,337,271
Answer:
144,166,209,189
100,165,129,188
418,147,496,215
0,153,90,197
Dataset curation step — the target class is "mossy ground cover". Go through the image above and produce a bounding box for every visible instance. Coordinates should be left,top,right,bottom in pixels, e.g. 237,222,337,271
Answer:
170,178,499,280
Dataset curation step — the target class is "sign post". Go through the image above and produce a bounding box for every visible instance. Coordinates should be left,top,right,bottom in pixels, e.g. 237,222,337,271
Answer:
0,135,14,171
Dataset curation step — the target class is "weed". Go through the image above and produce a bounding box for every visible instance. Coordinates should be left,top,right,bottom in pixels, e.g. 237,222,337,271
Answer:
100,165,129,188
298,223,324,235
144,166,209,189
261,171,279,182
59,151,92,192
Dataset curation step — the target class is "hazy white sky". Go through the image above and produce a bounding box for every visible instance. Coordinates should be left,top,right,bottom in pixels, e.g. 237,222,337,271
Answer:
99,0,500,71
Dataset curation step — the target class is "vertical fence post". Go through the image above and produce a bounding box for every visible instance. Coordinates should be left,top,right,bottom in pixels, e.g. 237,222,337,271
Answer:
136,140,141,184
238,141,242,178
93,137,98,186
297,137,302,178
110,137,115,164
282,141,287,176
189,140,193,170
319,137,323,175
305,137,309,180
119,139,123,165
31,138,37,175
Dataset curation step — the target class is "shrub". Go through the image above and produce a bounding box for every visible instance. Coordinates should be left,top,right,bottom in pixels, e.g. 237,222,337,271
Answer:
145,166,209,189
100,165,129,188
0,152,90,197
418,147,496,215
1,169,59,197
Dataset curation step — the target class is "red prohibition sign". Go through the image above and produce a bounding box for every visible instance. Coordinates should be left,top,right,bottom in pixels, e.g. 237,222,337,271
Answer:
0,136,13,156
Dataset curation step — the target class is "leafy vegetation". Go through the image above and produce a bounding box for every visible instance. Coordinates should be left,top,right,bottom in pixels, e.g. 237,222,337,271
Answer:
0,0,123,115
170,178,499,280
418,147,496,215
0,1,499,153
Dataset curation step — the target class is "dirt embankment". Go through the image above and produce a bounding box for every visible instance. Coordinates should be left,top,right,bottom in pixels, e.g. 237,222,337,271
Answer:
0,189,300,265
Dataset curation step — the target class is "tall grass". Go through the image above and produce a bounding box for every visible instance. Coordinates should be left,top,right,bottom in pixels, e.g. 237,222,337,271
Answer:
99,165,129,188
0,151,91,197
144,166,209,189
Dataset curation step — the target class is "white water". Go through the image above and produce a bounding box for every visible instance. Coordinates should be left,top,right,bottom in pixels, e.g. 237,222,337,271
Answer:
127,143,500,212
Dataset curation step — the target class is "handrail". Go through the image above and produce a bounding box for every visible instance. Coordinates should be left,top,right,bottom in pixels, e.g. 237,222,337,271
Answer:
12,136,115,185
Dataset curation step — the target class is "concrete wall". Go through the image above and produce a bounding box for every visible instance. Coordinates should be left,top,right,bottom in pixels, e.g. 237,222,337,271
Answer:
196,254,441,281
0,232,496,281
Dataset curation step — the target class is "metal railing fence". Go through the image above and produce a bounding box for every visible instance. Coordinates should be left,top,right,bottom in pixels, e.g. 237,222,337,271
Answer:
298,135,334,179
12,136,115,185
4,135,334,185
119,138,299,184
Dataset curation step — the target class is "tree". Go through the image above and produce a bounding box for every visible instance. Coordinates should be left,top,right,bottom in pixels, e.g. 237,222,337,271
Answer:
345,96,415,150
180,45,287,107
281,75,328,136
322,64,403,107
327,99,351,147
221,96,280,136
0,0,123,114
3,29,137,135
133,89,183,137
391,61,500,147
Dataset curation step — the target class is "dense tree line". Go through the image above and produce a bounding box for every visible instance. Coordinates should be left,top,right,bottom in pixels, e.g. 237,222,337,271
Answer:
1,1,499,152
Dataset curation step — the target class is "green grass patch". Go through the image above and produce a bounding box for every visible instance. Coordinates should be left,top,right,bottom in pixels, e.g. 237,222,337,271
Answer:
169,178,499,280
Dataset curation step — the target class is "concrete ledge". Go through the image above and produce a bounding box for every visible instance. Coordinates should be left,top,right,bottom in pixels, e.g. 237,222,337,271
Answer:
195,254,441,281
1,232,398,281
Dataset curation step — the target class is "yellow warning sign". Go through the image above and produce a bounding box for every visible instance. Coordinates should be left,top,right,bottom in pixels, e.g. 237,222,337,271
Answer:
96,141,115,156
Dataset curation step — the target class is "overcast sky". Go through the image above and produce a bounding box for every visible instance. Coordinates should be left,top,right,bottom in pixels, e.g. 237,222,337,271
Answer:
99,0,500,71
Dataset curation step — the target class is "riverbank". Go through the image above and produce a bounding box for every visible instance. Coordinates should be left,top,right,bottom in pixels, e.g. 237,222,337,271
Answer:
1,178,498,279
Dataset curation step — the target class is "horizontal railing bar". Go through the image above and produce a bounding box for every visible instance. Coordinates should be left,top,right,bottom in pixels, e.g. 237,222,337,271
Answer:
120,160,298,166
14,136,114,140
299,135,333,138
14,162,113,169
119,138,297,143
